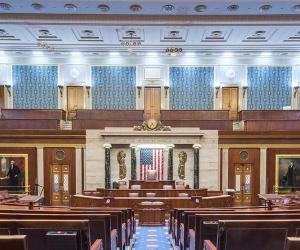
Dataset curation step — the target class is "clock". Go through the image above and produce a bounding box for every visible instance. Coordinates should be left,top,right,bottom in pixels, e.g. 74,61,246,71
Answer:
147,119,158,130
240,150,249,161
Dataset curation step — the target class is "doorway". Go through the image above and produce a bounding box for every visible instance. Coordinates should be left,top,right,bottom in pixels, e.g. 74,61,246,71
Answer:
50,164,71,206
222,87,239,120
234,163,253,206
144,87,161,121
67,86,84,119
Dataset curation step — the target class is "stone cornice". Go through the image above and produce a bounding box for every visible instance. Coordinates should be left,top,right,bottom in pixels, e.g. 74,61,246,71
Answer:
1,13,300,25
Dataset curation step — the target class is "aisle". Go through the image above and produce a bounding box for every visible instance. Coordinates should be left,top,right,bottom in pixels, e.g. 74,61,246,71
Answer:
133,223,173,250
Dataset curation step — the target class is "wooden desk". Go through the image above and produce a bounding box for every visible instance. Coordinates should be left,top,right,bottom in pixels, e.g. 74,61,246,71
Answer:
93,188,207,197
129,180,175,189
138,202,166,226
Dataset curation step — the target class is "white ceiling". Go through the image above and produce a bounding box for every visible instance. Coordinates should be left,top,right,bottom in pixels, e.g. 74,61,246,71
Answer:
2,0,300,15
1,1,300,57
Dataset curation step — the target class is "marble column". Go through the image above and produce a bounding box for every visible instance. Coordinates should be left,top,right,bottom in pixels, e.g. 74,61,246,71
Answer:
167,145,174,180
193,144,201,189
130,144,137,180
260,148,267,194
36,147,44,195
222,148,229,190
75,147,82,194
103,144,112,189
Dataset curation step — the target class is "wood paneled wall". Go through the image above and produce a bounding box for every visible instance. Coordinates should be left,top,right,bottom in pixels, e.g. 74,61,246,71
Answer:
228,148,260,205
43,147,76,205
0,147,36,192
267,148,300,193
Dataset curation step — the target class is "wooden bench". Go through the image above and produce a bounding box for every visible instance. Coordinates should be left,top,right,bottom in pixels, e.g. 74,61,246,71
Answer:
0,219,92,250
285,237,300,250
216,219,300,250
0,235,28,250
0,213,114,250
193,213,300,250
1,206,134,248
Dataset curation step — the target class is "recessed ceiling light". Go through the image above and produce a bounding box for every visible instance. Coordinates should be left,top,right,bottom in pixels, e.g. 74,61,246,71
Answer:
98,4,110,12
147,52,158,57
259,5,272,12
293,5,300,11
162,4,175,12
130,4,142,12
260,51,272,56
64,3,77,12
185,52,196,56
227,4,239,11
31,3,44,11
33,51,43,55
0,2,11,10
109,52,120,56
195,4,207,12
71,51,82,56
223,52,233,57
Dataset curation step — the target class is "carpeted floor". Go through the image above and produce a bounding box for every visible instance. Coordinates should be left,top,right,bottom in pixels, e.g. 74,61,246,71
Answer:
133,224,173,250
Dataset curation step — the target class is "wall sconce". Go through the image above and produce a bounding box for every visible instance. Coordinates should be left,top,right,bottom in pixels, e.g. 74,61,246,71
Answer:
86,86,91,98
57,85,64,98
294,86,299,98
164,86,169,98
242,86,248,98
4,85,11,97
137,86,142,98
215,86,220,98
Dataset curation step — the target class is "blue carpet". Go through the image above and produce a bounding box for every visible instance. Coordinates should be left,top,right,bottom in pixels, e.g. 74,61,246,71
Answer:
133,224,173,250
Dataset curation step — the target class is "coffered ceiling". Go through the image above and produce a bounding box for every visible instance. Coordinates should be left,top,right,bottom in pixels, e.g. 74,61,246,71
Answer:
1,1,300,57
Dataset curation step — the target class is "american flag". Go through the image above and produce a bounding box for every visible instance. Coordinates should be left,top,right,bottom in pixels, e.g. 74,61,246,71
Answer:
140,148,164,180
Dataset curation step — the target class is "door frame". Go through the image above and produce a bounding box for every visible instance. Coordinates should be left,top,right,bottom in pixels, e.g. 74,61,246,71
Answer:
221,86,239,120
66,85,85,119
228,148,260,205
143,86,162,121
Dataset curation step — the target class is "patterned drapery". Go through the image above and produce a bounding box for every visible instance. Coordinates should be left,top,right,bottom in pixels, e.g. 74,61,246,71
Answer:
13,65,58,109
169,66,214,110
247,66,292,110
92,66,136,109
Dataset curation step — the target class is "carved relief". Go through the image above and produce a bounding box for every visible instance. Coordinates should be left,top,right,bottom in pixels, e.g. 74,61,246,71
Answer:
178,151,187,180
117,151,126,179
133,120,171,131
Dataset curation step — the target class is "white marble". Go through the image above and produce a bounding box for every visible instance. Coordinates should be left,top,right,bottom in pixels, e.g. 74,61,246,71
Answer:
260,148,267,194
85,128,219,190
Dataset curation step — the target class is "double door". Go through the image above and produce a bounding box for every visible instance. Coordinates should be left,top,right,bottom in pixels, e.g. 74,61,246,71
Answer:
144,87,161,121
234,163,253,205
222,87,239,120
67,86,84,119
50,164,70,206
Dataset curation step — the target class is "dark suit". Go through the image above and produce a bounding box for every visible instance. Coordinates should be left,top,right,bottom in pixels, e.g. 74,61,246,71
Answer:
7,164,20,191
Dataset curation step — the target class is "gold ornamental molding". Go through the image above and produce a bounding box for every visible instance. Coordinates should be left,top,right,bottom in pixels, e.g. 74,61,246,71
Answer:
1,13,300,25
219,144,300,149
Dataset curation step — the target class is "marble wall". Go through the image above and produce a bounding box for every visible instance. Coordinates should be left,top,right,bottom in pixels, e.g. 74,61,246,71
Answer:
85,128,219,190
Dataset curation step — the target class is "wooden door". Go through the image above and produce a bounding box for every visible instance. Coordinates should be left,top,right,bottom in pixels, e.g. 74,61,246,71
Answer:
0,86,5,109
67,86,84,119
222,87,238,120
144,87,161,121
50,164,70,206
234,163,253,206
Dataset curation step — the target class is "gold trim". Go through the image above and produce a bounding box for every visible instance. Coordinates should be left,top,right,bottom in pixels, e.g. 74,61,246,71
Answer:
0,154,29,193
275,154,300,194
219,144,300,149
0,144,85,148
